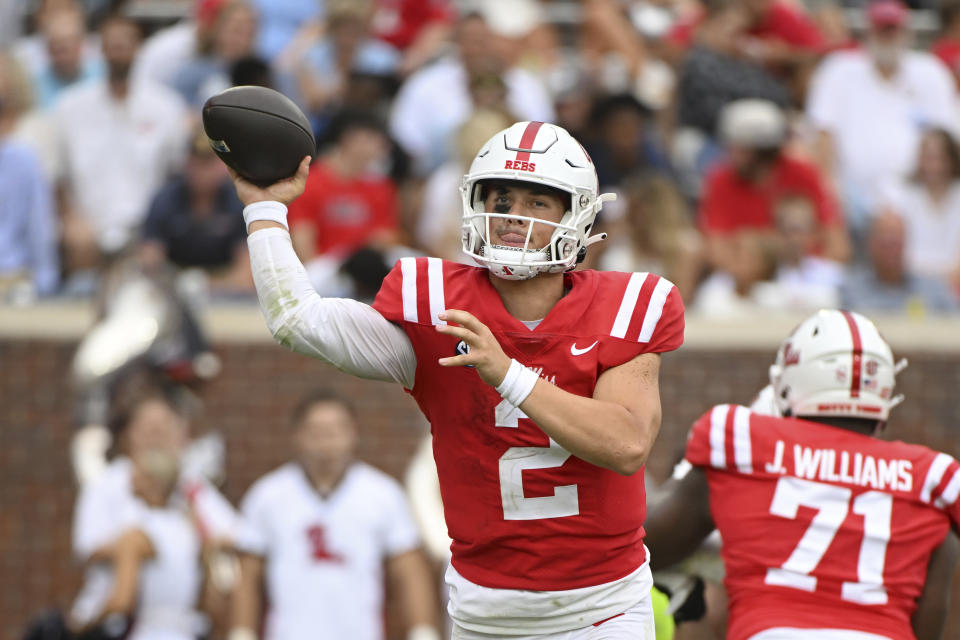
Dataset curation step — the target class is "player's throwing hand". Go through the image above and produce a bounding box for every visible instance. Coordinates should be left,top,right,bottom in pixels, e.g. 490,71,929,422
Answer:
230,155,312,207
436,309,512,387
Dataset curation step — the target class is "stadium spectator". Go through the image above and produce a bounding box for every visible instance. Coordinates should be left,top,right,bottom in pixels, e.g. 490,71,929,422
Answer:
0,51,58,301
597,173,703,303
880,128,960,291
70,383,240,640
139,129,252,297
645,309,960,640
286,111,401,296
699,100,849,287
172,0,259,107
370,0,454,75
840,212,958,314
667,0,824,58
806,0,960,230
583,93,673,191
13,0,101,79
56,13,188,284
287,110,399,258
231,390,439,640
31,5,103,108
283,0,399,127
251,0,322,62
389,12,554,174
758,195,844,311
672,0,791,188
667,0,824,99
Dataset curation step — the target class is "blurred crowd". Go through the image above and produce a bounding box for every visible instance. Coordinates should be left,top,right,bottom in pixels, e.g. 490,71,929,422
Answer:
3,0,960,318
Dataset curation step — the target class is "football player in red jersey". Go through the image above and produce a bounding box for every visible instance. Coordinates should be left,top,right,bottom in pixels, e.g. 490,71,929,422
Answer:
229,121,685,638
645,309,959,640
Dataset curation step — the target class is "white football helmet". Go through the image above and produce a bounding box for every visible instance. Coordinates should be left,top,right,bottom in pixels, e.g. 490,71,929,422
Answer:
460,121,616,280
770,309,906,422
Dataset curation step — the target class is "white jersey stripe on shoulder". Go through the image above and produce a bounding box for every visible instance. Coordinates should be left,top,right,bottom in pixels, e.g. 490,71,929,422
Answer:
610,272,649,339
427,257,446,326
709,405,729,469
732,406,752,474
637,277,675,343
921,453,953,503
400,257,418,323
935,468,960,509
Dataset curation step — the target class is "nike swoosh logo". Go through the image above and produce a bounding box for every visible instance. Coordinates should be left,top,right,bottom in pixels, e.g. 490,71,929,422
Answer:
570,341,599,356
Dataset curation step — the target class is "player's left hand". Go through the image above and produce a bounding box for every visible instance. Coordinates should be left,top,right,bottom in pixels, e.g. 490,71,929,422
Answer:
436,310,512,387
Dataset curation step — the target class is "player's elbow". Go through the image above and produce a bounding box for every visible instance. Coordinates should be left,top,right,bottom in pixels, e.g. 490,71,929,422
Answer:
613,445,649,476
611,414,658,475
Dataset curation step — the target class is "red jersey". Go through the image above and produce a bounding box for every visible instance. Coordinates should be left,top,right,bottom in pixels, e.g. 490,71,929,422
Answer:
699,154,840,234
667,1,824,52
372,257,685,590
685,405,960,640
287,162,398,256
371,0,455,50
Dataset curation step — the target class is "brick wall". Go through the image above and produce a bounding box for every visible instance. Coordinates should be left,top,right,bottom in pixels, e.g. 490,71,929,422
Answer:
2,339,958,638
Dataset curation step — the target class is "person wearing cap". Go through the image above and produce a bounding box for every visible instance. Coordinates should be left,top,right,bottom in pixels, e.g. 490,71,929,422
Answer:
806,0,960,231
699,99,849,290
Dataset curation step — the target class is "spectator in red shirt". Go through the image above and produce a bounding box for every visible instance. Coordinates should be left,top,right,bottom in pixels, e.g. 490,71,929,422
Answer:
288,110,400,266
667,0,823,97
700,99,849,284
371,0,455,75
668,0,824,54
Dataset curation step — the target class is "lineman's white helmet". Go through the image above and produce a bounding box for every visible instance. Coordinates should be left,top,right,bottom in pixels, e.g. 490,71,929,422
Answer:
770,309,906,422
460,121,616,280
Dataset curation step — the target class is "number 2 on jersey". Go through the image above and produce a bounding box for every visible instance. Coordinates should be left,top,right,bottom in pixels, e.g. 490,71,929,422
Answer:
765,476,891,605
495,399,580,520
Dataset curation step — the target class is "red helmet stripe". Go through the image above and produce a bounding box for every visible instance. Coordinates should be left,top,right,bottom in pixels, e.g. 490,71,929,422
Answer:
514,121,544,163
840,310,863,398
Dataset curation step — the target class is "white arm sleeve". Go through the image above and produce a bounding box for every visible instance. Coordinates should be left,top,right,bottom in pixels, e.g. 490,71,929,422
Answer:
247,226,417,388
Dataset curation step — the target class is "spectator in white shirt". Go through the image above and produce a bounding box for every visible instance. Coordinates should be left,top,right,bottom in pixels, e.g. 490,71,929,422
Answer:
389,12,554,175
806,0,959,229
56,13,188,285
231,389,439,640
70,383,240,640
880,127,960,292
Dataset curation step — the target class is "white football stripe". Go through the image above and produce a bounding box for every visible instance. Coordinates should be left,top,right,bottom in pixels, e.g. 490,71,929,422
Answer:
921,453,953,503
733,406,752,474
427,257,446,326
637,277,674,343
935,468,960,509
709,404,729,469
400,257,418,323
610,272,649,339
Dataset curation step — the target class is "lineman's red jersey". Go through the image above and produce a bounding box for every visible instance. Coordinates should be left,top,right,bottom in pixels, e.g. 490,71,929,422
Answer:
685,405,960,640
373,257,684,590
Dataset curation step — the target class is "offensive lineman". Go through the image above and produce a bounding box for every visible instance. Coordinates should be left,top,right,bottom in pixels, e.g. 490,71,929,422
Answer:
230,121,685,638
645,309,959,640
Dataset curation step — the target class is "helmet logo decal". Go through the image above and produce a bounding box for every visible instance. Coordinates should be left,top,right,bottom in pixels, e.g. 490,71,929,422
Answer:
504,160,536,172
